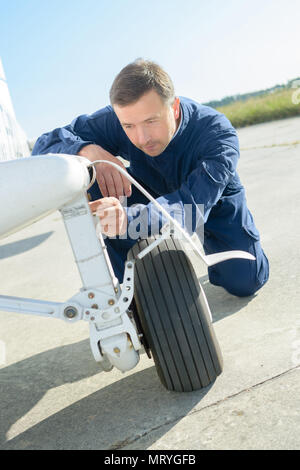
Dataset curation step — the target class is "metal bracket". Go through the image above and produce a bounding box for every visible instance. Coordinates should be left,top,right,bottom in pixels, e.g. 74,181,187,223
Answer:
66,260,135,326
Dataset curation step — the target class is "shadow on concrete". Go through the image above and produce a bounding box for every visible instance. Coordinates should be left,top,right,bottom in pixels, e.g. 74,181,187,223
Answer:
0,232,54,259
0,339,214,450
198,274,256,323
0,237,254,449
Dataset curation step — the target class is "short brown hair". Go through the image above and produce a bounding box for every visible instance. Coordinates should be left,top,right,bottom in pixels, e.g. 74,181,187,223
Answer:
109,58,175,107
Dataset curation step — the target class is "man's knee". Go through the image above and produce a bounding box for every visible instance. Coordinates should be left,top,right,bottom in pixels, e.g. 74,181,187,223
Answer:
223,277,265,297
208,254,269,298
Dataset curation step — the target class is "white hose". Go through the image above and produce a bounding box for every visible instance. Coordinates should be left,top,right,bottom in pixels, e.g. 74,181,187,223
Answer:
88,160,255,267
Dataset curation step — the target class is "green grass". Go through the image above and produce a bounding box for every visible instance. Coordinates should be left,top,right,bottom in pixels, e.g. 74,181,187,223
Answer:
216,88,300,128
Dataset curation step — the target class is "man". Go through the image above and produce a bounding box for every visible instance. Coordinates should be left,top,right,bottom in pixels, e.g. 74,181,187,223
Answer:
32,59,269,296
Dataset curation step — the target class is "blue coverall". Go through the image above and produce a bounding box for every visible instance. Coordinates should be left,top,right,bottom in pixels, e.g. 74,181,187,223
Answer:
32,97,269,297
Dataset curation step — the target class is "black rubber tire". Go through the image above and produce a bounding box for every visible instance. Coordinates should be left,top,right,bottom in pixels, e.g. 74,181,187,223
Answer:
127,235,223,392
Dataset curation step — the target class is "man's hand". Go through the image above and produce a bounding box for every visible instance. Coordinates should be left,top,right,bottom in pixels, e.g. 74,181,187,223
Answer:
78,144,132,198
89,198,127,237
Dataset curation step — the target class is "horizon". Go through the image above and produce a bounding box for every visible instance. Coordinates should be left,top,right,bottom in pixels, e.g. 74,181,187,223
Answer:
202,75,300,106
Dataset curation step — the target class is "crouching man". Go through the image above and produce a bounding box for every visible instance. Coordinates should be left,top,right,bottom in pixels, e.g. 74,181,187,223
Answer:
32,59,269,297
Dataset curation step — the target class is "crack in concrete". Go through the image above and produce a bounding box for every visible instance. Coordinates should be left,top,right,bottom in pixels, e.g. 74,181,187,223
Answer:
112,365,300,450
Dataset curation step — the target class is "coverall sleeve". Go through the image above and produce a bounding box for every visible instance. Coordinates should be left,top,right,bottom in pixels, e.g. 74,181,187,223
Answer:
32,106,121,156
125,127,240,238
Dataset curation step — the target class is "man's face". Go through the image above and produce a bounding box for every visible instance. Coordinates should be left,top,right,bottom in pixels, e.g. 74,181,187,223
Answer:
113,89,180,157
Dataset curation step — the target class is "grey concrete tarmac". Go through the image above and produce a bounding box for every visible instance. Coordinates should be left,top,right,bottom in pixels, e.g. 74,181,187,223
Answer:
0,117,299,450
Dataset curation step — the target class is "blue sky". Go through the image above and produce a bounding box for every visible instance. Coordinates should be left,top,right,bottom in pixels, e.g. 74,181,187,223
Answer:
1,0,299,138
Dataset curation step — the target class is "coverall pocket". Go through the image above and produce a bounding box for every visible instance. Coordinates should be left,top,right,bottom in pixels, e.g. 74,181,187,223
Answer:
241,206,261,241
242,223,260,241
